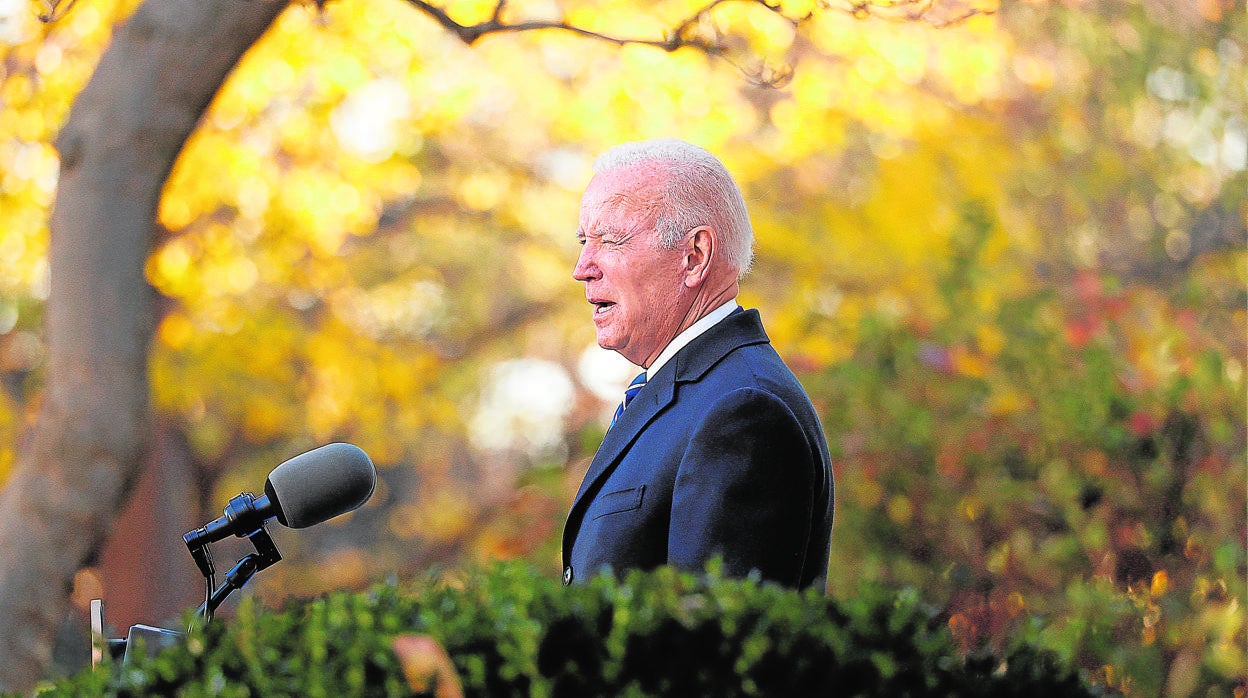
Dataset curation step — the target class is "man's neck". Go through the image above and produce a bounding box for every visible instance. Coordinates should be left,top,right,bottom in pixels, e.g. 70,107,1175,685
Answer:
644,299,739,378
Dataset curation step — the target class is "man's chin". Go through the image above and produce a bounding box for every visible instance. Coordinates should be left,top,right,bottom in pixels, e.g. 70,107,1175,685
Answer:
594,332,630,358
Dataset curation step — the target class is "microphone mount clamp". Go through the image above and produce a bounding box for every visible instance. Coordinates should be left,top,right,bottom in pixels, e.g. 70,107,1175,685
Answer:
184,492,284,625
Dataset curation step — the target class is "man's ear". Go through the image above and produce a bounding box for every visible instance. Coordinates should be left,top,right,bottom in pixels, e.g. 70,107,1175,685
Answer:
682,226,715,288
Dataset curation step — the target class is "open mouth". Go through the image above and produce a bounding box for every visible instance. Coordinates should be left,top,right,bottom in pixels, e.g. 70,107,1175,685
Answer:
591,301,615,315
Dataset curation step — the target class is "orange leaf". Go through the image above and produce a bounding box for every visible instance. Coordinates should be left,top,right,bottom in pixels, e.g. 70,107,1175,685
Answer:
392,634,464,698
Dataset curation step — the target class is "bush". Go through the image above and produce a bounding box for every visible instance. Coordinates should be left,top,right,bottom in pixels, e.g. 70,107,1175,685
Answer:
36,562,1099,697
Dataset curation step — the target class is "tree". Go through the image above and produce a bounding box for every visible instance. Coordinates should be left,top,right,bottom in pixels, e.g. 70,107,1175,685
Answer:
0,0,992,690
0,0,288,689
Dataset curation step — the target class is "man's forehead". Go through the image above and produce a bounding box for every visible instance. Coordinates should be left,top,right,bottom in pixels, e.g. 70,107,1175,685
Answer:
581,167,666,230
586,161,669,197
579,197,656,239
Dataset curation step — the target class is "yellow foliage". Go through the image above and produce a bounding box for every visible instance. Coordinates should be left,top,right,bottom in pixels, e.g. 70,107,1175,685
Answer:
798,332,854,367
987,385,1027,416
960,495,984,521
850,473,884,508
975,323,1006,357
242,395,286,442
458,171,510,212
157,313,195,350
886,494,913,525
0,438,13,484
717,1,797,55
516,242,573,300
1007,592,1026,617
148,240,193,292
400,490,476,543
1151,570,1169,598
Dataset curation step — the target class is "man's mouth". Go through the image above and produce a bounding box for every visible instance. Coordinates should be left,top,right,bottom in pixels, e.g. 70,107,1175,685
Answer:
591,300,615,315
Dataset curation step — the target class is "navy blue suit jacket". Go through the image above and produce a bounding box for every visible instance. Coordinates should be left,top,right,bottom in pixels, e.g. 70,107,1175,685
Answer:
562,308,834,588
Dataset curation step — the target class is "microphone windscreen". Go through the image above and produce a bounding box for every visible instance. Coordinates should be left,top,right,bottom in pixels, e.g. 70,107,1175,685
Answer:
264,443,377,529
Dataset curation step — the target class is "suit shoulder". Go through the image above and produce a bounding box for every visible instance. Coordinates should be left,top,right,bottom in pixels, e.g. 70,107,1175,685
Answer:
711,342,807,394
697,384,804,431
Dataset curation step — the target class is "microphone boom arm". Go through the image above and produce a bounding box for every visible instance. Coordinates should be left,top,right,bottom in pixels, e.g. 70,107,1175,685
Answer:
185,492,283,625
196,525,281,621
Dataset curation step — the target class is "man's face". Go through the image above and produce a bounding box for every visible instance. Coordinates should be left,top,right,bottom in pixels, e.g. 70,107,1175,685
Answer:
573,164,690,368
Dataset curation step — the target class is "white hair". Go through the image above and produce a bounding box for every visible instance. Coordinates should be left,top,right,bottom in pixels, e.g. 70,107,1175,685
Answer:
593,138,754,277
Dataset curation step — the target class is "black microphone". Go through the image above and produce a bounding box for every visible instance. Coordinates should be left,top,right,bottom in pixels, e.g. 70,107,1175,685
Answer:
184,443,376,550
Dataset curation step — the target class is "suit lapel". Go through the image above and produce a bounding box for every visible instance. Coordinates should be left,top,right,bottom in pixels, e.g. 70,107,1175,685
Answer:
568,368,675,514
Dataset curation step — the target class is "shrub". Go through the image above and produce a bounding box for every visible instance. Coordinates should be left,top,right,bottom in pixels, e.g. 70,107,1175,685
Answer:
36,562,1099,697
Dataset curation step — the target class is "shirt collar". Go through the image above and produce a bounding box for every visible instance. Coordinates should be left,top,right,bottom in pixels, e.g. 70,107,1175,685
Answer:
645,299,739,380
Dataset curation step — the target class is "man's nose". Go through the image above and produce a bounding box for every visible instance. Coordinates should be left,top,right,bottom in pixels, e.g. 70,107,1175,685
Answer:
573,245,599,282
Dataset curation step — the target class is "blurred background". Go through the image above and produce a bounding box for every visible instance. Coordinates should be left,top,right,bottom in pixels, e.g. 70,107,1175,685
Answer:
0,0,1243,694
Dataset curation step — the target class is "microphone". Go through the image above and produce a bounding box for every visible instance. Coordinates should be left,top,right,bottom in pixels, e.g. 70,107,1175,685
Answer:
184,443,376,550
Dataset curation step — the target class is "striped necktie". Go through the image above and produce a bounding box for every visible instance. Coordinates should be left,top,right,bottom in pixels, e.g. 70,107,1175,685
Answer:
609,373,647,430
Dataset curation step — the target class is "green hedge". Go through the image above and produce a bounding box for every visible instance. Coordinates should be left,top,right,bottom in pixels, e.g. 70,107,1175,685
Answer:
39,562,1100,697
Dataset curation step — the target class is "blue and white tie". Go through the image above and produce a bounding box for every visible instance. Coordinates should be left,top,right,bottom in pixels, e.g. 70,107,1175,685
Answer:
609,373,647,430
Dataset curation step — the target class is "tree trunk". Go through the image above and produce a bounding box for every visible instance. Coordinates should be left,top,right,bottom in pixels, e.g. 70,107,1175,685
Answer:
0,0,287,690
97,418,203,634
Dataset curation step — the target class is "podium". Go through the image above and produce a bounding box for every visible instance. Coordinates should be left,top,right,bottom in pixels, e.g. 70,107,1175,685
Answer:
90,599,182,667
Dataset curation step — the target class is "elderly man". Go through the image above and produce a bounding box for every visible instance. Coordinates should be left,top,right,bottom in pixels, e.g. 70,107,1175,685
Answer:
561,138,834,589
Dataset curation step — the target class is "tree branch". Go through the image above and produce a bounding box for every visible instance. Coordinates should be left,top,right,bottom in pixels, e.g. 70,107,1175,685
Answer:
406,0,722,52
830,0,992,27
36,0,79,22
403,0,992,87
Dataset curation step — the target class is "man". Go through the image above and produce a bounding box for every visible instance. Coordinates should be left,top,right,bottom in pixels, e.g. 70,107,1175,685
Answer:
561,138,834,589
